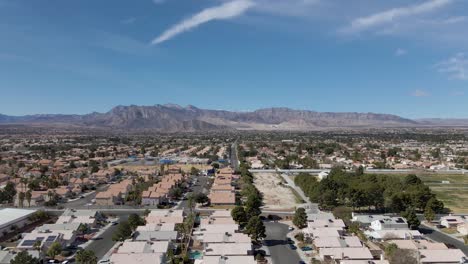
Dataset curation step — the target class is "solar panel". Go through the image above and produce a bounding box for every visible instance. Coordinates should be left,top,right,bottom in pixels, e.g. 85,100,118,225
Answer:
46,236,57,242
21,240,37,247
36,237,45,241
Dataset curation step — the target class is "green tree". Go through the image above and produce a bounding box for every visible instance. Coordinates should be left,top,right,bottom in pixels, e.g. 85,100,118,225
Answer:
75,249,97,264
195,193,209,205
385,243,398,258
3,181,16,203
402,208,420,230
245,193,262,218
128,214,145,230
78,224,90,234
424,206,435,222
168,187,183,199
404,174,422,185
292,208,307,228
112,221,132,241
190,167,200,176
246,216,266,241
231,206,247,224
47,241,62,258
425,198,445,213
10,251,39,264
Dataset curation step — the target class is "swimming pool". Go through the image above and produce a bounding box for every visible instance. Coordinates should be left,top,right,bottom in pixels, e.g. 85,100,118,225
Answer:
189,250,203,260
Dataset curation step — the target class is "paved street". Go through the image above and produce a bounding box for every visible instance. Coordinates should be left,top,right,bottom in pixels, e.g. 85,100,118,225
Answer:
86,215,129,260
65,184,110,208
264,222,302,264
177,175,209,213
419,224,468,255
230,141,239,171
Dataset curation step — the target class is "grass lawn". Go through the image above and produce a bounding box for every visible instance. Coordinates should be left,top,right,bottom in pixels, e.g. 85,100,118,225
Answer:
389,173,468,213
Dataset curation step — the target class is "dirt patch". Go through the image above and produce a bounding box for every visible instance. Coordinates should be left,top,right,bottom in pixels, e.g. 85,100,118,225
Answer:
253,172,298,211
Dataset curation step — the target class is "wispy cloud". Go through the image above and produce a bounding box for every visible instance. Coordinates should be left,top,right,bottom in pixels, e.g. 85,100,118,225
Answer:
343,0,454,33
411,89,430,97
395,48,407,56
152,0,166,4
121,17,137,25
436,53,468,80
152,0,255,45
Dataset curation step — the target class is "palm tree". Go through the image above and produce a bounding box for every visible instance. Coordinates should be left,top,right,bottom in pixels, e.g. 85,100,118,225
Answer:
18,192,25,208
25,190,32,207
20,177,28,192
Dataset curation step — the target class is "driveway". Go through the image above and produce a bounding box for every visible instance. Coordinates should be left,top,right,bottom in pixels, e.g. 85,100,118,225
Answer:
264,222,302,264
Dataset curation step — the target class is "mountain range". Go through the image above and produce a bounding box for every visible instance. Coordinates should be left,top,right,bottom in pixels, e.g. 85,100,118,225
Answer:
0,104,467,132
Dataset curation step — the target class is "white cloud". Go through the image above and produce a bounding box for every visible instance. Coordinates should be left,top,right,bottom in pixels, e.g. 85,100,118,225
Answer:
121,17,136,25
395,48,407,56
436,53,468,80
250,0,320,17
151,0,255,45
344,0,454,33
411,89,430,97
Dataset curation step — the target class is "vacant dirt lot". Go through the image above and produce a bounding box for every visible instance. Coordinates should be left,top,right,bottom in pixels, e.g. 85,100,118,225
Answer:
253,172,298,211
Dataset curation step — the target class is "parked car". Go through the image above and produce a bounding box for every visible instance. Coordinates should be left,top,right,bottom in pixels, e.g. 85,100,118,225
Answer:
288,244,297,250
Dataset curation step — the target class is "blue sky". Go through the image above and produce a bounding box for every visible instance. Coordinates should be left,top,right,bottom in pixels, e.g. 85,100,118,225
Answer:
0,0,467,118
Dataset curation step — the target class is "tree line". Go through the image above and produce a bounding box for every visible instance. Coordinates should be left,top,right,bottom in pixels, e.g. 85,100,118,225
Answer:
294,167,445,218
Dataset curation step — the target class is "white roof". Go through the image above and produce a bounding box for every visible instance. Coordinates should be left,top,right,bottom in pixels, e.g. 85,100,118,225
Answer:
341,261,390,264
110,253,163,264
136,223,175,232
420,249,467,263
320,247,373,260
150,241,170,253
0,208,37,229
307,219,346,228
196,224,239,235
210,210,232,218
365,230,422,240
205,242,252,256
202,233,251,243
305,227,342,237
352,214,387,224
118,242,149,254
201,256,256,264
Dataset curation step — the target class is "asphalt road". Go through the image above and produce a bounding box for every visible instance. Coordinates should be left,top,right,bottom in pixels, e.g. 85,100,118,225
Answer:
177,175,209,214
86,215,129,261
264,222,302,264
230,141,239,171
66,184,110,208
419,224,468,255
